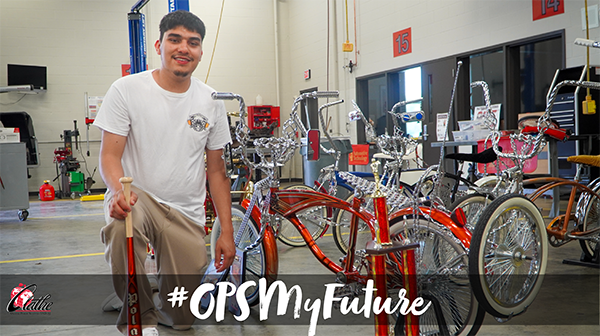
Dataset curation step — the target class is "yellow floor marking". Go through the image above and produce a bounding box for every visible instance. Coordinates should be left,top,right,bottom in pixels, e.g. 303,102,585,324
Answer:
1,242,214,264
0,252,105,264
28,213,104,220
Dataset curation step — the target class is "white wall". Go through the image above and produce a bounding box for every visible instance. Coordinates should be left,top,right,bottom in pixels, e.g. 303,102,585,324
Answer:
1,0,598,192
0,0,277,193
348,0,599,76
342,0,600,98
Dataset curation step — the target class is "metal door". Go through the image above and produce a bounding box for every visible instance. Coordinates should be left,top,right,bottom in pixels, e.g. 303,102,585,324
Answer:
420,58,460,166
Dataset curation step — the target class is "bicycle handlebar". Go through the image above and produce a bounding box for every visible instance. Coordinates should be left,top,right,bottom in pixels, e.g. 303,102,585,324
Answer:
211,92,238,100
348,100,376,140
521,126,571,142
287,91,340,137
390,98,423,113
470,81,496,130
305,91,340,99
317,99,345,161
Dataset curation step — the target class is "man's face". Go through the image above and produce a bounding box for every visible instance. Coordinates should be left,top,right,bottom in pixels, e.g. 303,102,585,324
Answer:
155,26,203,78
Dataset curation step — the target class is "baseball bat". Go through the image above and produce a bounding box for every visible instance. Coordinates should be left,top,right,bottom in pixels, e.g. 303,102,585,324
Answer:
120,177,141,335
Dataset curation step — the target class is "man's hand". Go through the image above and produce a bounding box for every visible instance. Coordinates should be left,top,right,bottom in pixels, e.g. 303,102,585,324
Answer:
206,148,235,272
214,233,236,272
108,189,138,220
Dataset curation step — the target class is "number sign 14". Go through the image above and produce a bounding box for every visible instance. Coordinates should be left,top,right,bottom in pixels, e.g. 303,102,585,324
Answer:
393,28,412,57
532,0,564,21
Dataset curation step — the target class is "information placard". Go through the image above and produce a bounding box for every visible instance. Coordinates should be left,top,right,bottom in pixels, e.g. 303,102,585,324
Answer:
393,28,412,57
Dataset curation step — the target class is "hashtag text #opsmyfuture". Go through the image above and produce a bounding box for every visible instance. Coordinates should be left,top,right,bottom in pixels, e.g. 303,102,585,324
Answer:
167,278,430,336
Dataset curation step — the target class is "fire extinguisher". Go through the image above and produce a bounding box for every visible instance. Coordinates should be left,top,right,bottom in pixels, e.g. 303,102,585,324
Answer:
39,180,55,201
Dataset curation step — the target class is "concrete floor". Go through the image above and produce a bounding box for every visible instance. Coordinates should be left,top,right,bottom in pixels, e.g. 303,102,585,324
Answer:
0,196,598,336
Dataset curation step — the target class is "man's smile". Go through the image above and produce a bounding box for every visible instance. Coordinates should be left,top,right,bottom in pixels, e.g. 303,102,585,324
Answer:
174,55,192,64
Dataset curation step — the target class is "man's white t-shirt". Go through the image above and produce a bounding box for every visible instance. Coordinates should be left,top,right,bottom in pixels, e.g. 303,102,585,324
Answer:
94,70,231,226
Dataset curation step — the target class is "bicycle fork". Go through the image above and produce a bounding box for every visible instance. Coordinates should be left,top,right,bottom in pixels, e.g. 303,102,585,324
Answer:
366,160,419,336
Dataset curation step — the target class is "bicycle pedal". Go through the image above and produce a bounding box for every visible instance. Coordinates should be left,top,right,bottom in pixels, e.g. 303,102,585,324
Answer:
332,284,361,308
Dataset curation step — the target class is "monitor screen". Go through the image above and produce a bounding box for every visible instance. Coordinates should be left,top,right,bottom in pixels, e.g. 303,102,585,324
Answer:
7,64,47,91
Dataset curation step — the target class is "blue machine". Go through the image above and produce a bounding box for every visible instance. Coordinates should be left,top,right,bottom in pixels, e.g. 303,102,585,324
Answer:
169,0,189,12
128,0,190,74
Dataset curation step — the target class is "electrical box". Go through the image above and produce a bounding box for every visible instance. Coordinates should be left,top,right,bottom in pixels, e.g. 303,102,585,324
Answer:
248,105,280,134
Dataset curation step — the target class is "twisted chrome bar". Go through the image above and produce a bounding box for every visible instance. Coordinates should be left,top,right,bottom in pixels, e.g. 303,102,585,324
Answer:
210,92,254,170
488,80,600,165
349,100,376,141
470,80,496,130
317,99,345,164
430,61,462,207
338,171,413,211
282,90,340,141
481,80,600,191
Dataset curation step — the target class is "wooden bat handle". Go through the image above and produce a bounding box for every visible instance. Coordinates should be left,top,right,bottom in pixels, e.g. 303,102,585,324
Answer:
119,177,134,238
119,176,141,334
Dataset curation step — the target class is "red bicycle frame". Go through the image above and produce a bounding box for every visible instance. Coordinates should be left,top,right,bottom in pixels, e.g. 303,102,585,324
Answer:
389,207,472,248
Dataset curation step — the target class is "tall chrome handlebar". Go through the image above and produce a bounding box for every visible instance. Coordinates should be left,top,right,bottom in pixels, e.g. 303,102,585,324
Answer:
285,91,340,138
317,99,345,157
488,80,600,165
470,81,496,130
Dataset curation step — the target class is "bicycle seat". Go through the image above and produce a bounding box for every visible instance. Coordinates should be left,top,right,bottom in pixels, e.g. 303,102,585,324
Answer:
444,146,501,164
567,154,600,168
373,152,394,160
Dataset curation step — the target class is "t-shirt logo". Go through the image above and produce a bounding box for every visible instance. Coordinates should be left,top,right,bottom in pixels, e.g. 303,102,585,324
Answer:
187,113,210,132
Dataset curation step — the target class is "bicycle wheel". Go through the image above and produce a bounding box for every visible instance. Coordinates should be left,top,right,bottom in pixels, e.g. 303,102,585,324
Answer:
449,193,494,232
333,194,373,254
211,204,265,306
387,216,485,336
420,173,474,208
468,193,548,318
578,184,600,260
277,184,327,247
474,175,506,195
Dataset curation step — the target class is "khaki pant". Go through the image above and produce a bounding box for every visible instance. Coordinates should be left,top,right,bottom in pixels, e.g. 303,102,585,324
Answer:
101,186,208,334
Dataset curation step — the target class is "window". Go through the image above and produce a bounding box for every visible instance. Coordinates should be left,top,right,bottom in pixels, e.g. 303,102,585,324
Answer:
459,31,563,129
402,67,422,138
519,38,563,113
367,76,388,136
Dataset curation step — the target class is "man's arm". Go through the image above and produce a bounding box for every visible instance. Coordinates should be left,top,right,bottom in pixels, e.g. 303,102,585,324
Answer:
99,130,137,219
206,148,235,272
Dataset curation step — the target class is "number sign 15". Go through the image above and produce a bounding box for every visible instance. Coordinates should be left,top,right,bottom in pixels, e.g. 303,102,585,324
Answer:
532,0,564,21
393,28,412,58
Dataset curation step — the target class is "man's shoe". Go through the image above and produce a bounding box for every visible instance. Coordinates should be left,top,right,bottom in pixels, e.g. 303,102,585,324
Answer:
142,327,159,336
100,292,122,312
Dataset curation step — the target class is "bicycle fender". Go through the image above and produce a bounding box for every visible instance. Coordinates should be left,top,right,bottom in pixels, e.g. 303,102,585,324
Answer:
389,207,472,248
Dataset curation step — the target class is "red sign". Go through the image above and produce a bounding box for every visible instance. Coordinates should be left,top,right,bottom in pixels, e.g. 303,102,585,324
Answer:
349,144,370,165
393,28,412,57
532,0,564,21
304,69,311,80
122,64,148,76
121,64,131,77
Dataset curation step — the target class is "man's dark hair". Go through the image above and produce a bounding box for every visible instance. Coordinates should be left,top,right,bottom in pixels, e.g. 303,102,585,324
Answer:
159,10,206,41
